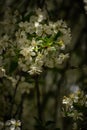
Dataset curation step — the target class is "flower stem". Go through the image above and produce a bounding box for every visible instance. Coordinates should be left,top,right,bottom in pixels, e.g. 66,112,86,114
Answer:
34,75,42,121
9,78,20,118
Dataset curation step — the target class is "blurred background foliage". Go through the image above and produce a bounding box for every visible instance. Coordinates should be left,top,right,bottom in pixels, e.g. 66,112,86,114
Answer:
0,0,87,130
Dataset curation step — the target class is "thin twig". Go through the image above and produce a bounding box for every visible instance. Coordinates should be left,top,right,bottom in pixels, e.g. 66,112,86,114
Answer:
9,77,20,118
34,75,42,121
13,93,25,118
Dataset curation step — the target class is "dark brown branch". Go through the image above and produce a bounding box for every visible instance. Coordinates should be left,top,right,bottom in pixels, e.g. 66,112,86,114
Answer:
36,0,45,9
9,78,20,118
34,75,42,121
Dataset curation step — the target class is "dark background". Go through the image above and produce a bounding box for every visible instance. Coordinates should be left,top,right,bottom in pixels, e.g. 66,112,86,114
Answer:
0,0,87,130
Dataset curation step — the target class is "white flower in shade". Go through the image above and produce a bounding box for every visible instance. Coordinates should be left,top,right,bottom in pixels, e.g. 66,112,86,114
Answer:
20,46,35,57
5,119,21,130
70,110,83,121
45,58,54,68
62,98,68,104
35,22,39,27
20,48,30,57
61,44,65,50
0,67,6,78
36,8,46,22
35,24,42,36
0,35,9,53
57,53,69,64
62,96,73,106
57,40,65,50
73,96,79,103
35,53,44,66
18,59,29,72
28,64,42,75
43,24,52,35
26,24,35,34
59,28,71,45
38,14,44,22
20,31,27,38
31,38,37,47
18,22,24,28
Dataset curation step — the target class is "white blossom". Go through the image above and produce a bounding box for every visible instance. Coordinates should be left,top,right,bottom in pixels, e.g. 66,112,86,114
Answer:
28,64,42,75
5,119,21,130
0,67,6,78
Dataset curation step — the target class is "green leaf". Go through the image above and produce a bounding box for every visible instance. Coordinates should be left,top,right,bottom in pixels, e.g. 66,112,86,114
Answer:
9,59,18,73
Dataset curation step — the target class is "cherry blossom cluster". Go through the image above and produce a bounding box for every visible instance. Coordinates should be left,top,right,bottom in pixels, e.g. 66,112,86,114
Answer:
62,90,87,121
0,8,71,76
